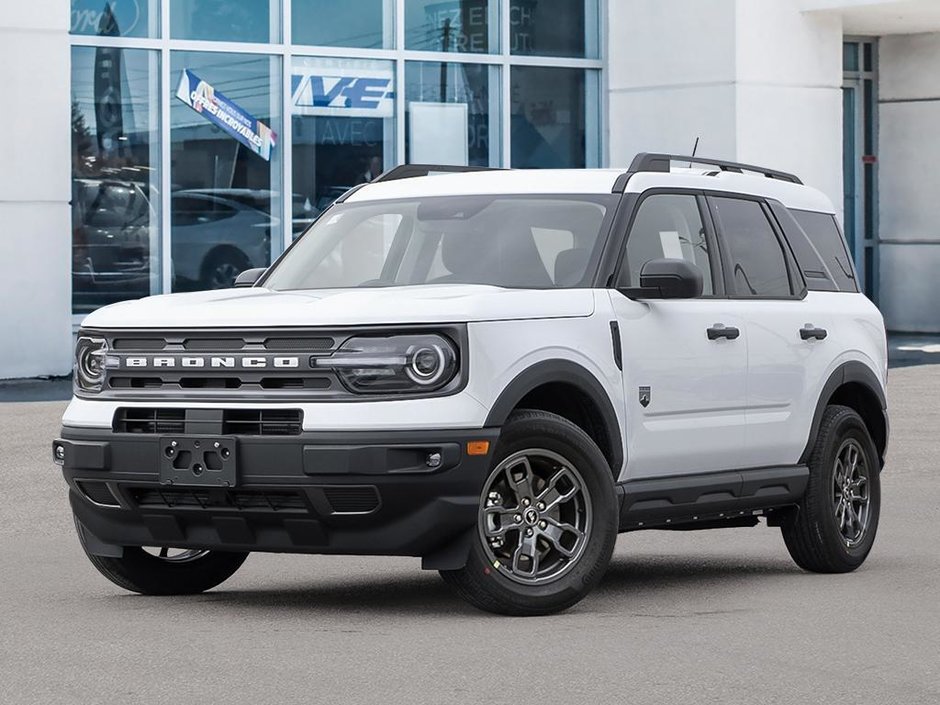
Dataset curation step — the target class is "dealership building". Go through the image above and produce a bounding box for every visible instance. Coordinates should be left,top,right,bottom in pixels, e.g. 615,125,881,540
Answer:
2,0,940,379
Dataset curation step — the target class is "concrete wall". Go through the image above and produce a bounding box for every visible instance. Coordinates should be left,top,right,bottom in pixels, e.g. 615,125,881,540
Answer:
608,0,844,214
0,0,73,379
878,32,940,332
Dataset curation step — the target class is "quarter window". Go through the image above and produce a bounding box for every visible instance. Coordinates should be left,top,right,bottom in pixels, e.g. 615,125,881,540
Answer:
619,194,714,295
712,198,793,298
791,210,858,292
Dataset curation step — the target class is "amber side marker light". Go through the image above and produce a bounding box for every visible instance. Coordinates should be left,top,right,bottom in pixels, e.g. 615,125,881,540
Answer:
466,440,490,456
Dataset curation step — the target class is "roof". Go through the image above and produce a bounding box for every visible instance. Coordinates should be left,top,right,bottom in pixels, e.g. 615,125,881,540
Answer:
343,166,836,214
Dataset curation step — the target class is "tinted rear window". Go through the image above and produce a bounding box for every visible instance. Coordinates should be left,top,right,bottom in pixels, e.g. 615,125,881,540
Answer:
711,197,794,298
790,209,858,293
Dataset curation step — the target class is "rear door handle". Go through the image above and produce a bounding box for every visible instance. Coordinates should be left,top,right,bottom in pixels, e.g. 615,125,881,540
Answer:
707,324,740,341
800,325,828,341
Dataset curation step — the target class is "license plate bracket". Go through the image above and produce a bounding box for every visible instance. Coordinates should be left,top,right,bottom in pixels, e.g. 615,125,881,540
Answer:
159,437,237,487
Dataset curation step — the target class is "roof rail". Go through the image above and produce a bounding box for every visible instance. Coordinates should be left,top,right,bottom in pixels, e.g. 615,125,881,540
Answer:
612,152,803,192
372,164,503,183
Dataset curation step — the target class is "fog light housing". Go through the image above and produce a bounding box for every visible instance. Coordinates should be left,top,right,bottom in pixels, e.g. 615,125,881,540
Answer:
53,443,66,465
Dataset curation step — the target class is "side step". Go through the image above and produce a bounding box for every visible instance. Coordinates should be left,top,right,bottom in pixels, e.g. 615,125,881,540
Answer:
616,465,808,531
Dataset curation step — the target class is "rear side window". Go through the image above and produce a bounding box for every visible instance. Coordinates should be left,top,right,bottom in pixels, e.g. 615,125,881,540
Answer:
790,209,858,292
710,197,794,298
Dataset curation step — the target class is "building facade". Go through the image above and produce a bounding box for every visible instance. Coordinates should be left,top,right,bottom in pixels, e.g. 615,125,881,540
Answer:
2,0,940,379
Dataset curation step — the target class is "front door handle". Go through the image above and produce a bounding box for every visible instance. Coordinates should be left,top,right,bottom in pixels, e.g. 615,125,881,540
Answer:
707,324,740,341
800,325,828,341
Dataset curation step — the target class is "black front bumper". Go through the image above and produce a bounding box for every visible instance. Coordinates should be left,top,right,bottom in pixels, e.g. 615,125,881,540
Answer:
56,425,500,569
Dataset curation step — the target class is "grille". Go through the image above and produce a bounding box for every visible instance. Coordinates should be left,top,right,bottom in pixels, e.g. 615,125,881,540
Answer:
111,335,335,353
113,408,303,436
132,487,307,512
222,409,303,436
323,486,381,514
96,330,343,399
114,408,186,434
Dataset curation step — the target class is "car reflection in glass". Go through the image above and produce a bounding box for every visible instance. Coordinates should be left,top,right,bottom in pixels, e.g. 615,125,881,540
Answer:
72,179,320,309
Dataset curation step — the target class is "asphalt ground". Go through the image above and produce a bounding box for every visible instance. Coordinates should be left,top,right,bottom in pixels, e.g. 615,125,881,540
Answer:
2,364,938,704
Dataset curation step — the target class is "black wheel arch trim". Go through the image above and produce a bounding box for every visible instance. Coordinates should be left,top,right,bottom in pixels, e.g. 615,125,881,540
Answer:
801,361,888,468
483,359,624,476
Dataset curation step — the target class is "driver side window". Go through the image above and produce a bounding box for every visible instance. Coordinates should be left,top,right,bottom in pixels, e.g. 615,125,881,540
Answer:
618,194,714,296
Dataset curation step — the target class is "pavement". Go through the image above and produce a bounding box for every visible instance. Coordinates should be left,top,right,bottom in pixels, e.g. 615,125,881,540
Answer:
2,365,939,704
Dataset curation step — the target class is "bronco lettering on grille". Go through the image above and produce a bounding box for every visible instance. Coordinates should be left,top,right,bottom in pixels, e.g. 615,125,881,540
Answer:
123,356,302,369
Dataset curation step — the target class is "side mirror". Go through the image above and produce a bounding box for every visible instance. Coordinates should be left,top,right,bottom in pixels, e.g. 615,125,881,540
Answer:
233,268,266,288
621,258,703,299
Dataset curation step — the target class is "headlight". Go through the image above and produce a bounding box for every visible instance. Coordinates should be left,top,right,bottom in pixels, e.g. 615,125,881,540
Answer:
320,334,458,394
75,336,110,392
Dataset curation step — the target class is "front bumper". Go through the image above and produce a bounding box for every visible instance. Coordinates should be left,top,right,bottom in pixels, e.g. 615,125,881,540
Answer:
56,425,499,569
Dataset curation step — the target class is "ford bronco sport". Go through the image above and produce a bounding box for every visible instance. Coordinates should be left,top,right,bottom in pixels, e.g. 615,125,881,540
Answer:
55,154,889,615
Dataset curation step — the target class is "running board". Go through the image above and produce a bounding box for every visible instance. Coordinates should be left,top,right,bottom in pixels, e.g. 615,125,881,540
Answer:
616,465,809,531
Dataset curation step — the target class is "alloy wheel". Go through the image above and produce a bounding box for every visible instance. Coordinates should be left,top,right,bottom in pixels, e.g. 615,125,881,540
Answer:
832,438,871,547
478,449,592,585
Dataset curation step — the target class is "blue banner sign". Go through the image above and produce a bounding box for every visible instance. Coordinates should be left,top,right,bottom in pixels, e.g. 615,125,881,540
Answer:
291,61,395,118
176,69,276,161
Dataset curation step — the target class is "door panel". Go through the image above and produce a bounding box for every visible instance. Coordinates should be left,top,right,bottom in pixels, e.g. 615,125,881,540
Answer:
739,298,833,467
611,294,747,478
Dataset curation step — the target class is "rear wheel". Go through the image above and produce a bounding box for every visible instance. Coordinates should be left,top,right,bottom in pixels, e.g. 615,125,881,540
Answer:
440,410,618,616
782,405,881,573
76,520,248,595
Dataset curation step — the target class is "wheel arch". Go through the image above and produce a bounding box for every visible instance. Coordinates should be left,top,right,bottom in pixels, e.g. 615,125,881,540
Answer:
484,359,624,478
801,361,888,468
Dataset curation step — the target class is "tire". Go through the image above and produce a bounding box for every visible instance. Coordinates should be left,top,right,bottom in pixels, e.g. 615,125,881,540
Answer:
200,248,250,290
76,521,248,595
440,409,618,616
782,404,881,573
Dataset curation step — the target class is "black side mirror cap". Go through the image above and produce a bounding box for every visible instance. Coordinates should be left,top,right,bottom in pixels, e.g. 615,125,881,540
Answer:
233,268,267,288
619,258,704,299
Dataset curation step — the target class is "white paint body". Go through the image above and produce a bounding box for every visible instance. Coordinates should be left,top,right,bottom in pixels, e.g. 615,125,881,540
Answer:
65,168,887,483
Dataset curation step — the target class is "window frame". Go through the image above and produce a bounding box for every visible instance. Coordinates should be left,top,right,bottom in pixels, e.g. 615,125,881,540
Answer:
705,192,807,302
609,188,727,300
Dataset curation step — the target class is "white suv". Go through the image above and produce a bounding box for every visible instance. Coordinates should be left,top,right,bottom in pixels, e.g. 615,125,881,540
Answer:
55,154,889,615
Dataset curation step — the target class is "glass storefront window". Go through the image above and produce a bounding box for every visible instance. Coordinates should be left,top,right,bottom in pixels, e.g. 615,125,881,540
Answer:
171,0,279,44
71,0,158,38
291,57,396,223
510,0,599,58
510,66,598,168
170,52,282,291
70,1,605,314
71,46,160,314
405,0,498,54
405,61,499,166
293,0,391,49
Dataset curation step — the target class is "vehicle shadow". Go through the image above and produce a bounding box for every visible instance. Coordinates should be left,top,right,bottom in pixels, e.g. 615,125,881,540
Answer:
160,553,804,619
594,553,800,601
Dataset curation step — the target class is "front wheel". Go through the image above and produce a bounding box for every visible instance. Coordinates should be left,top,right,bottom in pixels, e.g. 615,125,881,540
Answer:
440,410,618,616
782,404,881,573
76,519,248,595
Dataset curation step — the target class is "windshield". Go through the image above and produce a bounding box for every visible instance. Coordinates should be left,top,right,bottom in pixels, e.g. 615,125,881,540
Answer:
263,194,617,291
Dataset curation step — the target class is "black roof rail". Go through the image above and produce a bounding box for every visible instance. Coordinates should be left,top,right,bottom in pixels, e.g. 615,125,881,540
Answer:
372,164,504,183
612,152,803,192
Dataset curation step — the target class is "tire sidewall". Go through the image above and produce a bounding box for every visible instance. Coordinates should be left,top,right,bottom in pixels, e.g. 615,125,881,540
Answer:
810,409,881,565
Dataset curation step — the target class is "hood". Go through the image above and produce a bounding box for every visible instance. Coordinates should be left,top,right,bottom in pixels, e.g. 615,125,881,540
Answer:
81,284,596,329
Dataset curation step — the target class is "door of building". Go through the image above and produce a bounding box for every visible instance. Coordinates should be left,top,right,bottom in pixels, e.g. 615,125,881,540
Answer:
842,39,878,301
